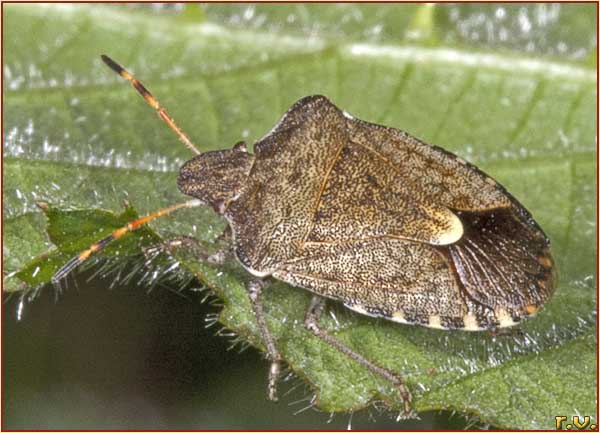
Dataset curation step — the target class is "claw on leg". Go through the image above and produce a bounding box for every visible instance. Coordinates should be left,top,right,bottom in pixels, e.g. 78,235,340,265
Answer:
268,358,282,401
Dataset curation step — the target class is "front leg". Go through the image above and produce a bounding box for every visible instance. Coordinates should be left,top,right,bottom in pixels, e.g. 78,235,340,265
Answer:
304,296,414,418
247,279,282,401
143,233,232,266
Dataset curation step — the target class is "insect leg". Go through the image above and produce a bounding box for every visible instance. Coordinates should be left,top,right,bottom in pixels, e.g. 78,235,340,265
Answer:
142,235,231,266
100,54,201,155
52,199,203,283
247,279,282,401
303,295,414,418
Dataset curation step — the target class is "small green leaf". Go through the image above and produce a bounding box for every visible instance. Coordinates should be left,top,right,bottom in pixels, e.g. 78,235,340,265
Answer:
3,4,596,429
12,205,163,287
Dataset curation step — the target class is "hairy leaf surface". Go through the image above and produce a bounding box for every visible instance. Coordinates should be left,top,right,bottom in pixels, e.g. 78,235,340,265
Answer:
3,4,596,429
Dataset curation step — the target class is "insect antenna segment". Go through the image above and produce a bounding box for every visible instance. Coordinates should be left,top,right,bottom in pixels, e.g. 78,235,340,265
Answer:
51,199,203,283
100,54,201,155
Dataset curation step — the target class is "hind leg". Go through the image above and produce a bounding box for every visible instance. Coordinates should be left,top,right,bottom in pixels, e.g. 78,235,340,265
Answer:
304,295,414,418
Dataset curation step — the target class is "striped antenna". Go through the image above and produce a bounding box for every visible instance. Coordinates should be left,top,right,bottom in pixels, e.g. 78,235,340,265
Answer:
52,199,203,283
101,54,201,155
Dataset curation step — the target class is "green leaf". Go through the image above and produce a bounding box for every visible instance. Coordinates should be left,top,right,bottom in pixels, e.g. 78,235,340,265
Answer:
3,4,596,429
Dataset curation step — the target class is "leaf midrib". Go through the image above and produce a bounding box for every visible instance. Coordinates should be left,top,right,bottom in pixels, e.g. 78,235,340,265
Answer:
4,150,595,177
5,42,594,99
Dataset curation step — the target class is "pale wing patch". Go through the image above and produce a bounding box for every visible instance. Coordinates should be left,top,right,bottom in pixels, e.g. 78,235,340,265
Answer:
425,207,464,245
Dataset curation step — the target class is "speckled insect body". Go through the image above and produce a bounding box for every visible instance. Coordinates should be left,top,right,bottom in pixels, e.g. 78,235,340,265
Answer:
180,95,555,330
55,56,556,417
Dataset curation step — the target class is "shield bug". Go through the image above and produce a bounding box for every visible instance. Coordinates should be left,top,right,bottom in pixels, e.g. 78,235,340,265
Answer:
52,55,556,417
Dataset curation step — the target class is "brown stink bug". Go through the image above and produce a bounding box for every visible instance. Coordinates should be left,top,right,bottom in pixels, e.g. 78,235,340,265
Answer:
52,55,556,417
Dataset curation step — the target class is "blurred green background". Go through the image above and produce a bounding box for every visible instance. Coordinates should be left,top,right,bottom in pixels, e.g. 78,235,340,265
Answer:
3,3,597,429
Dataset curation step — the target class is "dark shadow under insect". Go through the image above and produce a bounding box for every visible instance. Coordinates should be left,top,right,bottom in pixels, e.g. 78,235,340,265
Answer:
52,55,556,418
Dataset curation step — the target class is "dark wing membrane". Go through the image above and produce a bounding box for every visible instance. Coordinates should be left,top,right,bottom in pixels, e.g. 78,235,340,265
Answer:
444,206,555,312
